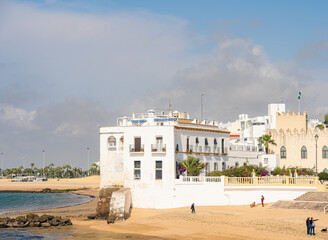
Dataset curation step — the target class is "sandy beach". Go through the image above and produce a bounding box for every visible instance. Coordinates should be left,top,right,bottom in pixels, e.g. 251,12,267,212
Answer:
1,176,328,240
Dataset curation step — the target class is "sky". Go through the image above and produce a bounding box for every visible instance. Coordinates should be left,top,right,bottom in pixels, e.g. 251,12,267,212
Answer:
1,0,328,169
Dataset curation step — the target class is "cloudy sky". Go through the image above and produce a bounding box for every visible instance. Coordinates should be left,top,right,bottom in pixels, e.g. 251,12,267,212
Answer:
1,0,328,169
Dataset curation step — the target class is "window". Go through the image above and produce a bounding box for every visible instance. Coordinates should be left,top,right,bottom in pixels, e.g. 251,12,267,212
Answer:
259,162,263,167
196,137,199,144
323,146,328,159
235,162,239,168
134,161,141,179
264,158,268,164
214,162,218,171
155,161,162,180
222,162,226,171
221,139,225,153
205,163,210,173
280,146,286,159
214,138,217,145
108,136,116,151
301,146,307,159
205,138,208,145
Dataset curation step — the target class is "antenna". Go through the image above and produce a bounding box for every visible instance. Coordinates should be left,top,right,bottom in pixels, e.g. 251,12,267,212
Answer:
168,99,172,112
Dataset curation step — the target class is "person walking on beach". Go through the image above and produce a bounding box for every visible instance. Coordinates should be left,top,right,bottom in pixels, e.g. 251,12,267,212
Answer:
306,217,310,235
191,203,195,214
261,195,264,207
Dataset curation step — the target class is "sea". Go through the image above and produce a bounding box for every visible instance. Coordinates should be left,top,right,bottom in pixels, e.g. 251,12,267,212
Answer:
0,192,93,239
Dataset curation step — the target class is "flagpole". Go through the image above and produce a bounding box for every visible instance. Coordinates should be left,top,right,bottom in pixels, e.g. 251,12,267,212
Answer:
298,91,301,113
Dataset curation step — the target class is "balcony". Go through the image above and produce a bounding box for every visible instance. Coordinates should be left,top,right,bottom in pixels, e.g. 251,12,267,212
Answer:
222,147,228,155
129,144,144,153
186,145,194,153
108,146,116,151
213,146,220,154
195,146,202,153
204,146,211,155
151,144,166,153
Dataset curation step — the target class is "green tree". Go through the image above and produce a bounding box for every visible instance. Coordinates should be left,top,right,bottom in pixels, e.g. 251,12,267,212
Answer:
179,156,206,176
258,134,277,154
63,164,71,178
30,163,35,176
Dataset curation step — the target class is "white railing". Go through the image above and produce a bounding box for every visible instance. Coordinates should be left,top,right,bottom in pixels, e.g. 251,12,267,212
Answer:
175,176,319,186
176,176,223,184
151,144,166,152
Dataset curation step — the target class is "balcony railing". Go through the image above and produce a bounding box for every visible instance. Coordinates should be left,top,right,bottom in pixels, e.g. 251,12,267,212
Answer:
151,144,166,152
213,147,220,153
186,145,193,153
195,146,202,153
204,146,211,153
222,147,228,155
129,144,144,153
108,146,116,151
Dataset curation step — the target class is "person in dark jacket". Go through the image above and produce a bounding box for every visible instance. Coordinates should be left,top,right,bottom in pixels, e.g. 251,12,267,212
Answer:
306,217,310,235
191,203,195,213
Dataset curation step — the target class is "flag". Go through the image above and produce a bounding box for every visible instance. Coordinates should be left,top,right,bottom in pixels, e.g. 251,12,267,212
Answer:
298,91,301,100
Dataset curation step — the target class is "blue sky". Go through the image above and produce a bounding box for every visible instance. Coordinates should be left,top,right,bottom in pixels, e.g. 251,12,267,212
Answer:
22,0,328,62
1,0,328,168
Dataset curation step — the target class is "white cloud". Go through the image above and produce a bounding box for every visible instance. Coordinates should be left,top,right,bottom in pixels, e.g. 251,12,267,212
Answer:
0,104,36,129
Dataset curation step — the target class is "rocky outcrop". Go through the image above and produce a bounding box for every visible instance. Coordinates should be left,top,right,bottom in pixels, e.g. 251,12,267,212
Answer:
0,214,72,228
95,187,132,224
95,187,120,219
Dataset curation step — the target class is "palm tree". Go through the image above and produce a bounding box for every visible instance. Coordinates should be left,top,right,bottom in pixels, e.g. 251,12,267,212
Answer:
180,156,206,176
30,163,35,176
72,167,77,178
63,164,71,178
258,134,277,154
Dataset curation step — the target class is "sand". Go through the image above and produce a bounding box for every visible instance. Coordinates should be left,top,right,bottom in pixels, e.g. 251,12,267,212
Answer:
1,176,328,240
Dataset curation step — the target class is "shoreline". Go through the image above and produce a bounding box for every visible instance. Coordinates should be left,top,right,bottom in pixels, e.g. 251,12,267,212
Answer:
2,177,328,239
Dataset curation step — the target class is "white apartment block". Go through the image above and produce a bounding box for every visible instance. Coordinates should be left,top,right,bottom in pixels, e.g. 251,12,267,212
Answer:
100,110,232,208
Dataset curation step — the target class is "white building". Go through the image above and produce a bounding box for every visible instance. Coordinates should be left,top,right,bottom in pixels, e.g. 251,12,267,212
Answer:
100,110,230,187
99,109,315,209
220,103,285,145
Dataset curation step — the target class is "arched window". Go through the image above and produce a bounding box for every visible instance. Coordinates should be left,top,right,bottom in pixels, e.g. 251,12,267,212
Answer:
108,136,116,151
323,146,328,159
280,146,286,159
119,136,124,150
301,146,307,159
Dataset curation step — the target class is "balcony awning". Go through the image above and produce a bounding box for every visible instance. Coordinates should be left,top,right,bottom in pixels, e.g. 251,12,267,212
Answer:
131,119,147,123
154,117,178,122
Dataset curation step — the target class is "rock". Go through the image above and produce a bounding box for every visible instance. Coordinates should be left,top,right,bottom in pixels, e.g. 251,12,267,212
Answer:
12,221,26,228
41,222,51,227
96,187,121,219
107,214,116,224
63,218,72,225
31,221,41,227
41,188,52,193
0,221,7,228
87,214,96,219
15,216,26,223
26,213,39,221
50,220,59,226
38,215,54,223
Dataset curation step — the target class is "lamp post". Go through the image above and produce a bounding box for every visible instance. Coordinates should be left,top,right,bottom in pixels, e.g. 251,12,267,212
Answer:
0,153,3,177
201,92,204,122
315,134,319,175
87,148,90,176
42,150,45,177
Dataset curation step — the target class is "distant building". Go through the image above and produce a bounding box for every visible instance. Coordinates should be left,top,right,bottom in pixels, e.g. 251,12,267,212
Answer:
267,111,328,172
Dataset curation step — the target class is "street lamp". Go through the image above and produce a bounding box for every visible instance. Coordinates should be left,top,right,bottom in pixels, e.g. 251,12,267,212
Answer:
0,153,3,177
42,150,45,177
87,148,90,176
315,134,319,175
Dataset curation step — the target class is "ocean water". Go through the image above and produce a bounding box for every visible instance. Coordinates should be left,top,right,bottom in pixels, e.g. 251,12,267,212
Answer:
0,192,93,214
0,229,69,240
